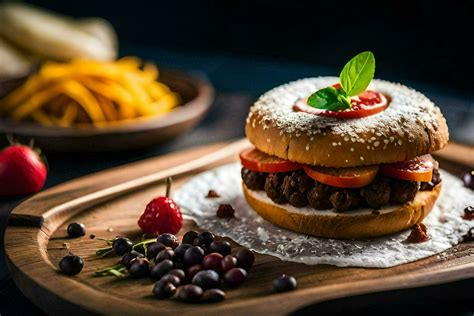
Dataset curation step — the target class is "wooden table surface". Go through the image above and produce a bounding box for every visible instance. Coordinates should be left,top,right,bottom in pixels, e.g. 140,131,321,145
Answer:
1,49,473,315
4,140,474,315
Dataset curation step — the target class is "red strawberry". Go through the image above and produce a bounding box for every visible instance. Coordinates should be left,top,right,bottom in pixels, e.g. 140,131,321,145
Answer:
138,178,183,235
0,142,47,197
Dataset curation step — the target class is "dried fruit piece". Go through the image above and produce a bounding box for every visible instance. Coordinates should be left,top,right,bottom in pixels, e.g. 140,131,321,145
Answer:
405,223,429,243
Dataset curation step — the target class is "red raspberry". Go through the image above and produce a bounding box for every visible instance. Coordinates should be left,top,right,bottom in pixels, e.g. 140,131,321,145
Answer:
137,178,183,235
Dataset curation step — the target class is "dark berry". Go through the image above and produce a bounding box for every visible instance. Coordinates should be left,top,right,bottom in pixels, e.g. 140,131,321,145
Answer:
168,269,186,283
146,242,166,259
174,244,192,259
236,248,255,270
152,281,176,299
194,231,215,246
223,268,247,287
192,270,220,289
128,257,150,278
160,273,181,286
208,241,231,256
202,289,226,303
133,243,147,255
182,230,198,245
177,284,203,302
463,206,474,220
157,233,179,249
59,255,84,276
67,223,86,238
150,259,174,279
463,171,474,190
183,246,205,266
155,249,175,262
221,255,237,272
272,274,297,292
200,244,209,255
202,253,224,272
174,258,185,269
121,250,144,268
112,237,133,256
186,264,202,281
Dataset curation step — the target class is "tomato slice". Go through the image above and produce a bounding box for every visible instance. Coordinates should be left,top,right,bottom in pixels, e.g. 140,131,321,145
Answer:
380,155,434,182
293,89,388,119
303,165,379,188
239,147,302,173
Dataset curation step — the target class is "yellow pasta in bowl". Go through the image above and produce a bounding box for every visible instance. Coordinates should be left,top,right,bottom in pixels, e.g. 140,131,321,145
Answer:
0,57,181,127
0,57,214,152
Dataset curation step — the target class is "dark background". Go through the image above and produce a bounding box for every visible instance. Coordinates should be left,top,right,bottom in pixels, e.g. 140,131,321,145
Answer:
23,0,474,95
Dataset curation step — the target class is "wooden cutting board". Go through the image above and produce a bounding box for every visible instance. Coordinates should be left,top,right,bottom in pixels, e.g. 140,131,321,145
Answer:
4,139,474,315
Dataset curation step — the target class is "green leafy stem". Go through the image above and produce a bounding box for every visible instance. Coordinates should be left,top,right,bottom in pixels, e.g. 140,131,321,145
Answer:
307,51,375,111
92,237,157,278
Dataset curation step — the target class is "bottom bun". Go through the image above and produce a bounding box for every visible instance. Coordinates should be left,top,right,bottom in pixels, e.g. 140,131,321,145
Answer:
242,183,441,239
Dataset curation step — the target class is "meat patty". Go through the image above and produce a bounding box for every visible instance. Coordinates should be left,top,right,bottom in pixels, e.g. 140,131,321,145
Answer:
282,170,314,207
330,189,361,211
241,168,266,190
243,165,441,212
264,172,288,204
360,177,391,208
307,182,334,210
390,180,418,204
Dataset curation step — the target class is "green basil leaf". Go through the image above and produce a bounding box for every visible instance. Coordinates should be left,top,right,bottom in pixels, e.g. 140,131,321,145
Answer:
337,93,352,108
339,51,375,96
307,87,351,111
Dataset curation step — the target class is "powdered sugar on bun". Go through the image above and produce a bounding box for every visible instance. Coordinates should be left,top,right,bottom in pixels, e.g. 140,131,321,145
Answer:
246,77,449,167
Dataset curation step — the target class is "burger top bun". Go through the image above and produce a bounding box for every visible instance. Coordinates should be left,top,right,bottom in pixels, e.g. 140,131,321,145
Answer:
246,77,449,168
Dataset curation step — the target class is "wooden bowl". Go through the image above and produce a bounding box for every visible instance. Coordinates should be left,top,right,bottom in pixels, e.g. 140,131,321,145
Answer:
0,69,214,152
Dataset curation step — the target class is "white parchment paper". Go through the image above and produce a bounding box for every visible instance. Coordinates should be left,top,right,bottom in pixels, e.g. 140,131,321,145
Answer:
174,163,474,268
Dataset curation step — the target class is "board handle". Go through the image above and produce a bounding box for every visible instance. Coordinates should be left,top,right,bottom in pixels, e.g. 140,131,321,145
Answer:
433,142,474,168
8,214,44,227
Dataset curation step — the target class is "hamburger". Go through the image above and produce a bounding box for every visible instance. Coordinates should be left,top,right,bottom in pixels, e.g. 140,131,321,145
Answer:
239,52,448,239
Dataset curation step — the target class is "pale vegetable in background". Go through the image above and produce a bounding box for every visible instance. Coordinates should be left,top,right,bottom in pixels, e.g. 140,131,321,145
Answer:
0,3,117,78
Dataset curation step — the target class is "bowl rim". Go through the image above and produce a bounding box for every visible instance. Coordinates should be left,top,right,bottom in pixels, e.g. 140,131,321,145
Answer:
0,68,215,137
